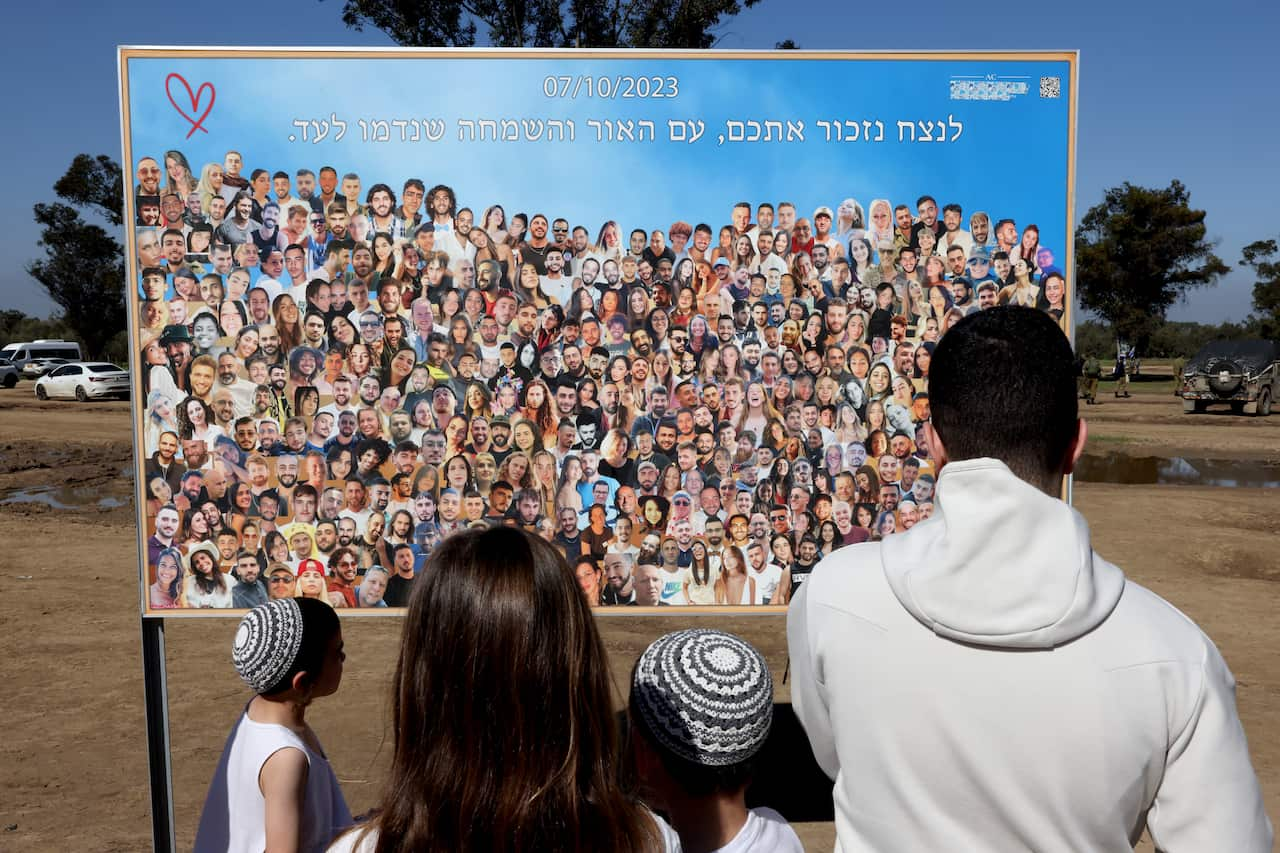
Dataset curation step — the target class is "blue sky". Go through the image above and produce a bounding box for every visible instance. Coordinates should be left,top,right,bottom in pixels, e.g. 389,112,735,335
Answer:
4,0,1277,325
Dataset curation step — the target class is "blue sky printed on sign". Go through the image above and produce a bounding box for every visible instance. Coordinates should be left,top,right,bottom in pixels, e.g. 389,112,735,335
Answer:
126,54,1071,276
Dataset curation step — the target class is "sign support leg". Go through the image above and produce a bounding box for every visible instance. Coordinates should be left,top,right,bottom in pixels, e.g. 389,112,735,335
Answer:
142,617,176,852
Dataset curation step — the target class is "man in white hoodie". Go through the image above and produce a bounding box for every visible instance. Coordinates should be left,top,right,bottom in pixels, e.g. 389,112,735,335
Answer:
788,306,1271,852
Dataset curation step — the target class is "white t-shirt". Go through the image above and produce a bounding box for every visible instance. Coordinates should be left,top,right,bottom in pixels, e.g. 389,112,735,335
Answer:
656,807,803,853
750,563,785,605
433,228,476,272
541,275,573,307
255,275,285,303
318,401,356,420
659,566,690,606
606,542,641,564
191,423,226,447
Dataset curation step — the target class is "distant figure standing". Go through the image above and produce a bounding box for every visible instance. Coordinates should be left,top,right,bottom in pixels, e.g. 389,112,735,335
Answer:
1114,353,1131,398
1082,352,1102,405
1171,355,1187,395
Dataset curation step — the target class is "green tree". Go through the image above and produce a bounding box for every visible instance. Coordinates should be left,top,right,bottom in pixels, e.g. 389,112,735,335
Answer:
333,0,764,48
1239,238,1279,338
1073,320,1113,358
0,310,78,350
26,154,126,360
1075,180,1228,353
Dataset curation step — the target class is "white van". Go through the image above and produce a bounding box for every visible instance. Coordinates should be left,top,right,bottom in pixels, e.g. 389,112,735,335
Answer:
0,340,83,374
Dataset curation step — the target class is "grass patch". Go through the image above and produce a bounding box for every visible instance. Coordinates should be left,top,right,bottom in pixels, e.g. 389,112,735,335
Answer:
1087,433,1138,445
1099,379,1178,396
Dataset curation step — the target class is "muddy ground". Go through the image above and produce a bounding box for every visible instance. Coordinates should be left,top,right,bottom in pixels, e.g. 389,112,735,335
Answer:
0,387,1276,851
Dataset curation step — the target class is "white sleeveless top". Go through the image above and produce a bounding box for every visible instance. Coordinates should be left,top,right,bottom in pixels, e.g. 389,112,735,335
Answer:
195,710,352,853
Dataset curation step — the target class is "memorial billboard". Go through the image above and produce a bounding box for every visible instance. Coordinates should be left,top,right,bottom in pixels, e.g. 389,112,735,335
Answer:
120,48,1077,615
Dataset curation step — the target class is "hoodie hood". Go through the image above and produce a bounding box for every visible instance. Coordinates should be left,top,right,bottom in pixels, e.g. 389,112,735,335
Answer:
882,458,1124,649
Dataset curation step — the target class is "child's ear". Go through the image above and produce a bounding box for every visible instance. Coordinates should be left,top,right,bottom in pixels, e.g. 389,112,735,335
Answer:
290,669,314,695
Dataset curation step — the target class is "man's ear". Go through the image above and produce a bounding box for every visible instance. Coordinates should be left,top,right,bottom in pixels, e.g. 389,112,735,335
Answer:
1062,418,1088,475
924,421,948,470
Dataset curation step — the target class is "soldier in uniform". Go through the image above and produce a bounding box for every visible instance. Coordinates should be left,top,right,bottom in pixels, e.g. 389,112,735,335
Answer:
1113,354,1131,398
1082,353,1101,405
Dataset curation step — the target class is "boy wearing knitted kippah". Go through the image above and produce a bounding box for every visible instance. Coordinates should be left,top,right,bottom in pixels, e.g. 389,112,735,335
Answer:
630,629,802,853
194,598,352,853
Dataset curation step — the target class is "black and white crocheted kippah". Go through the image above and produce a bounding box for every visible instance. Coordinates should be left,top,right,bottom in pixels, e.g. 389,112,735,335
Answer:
631,628,773,767
232,599,304,694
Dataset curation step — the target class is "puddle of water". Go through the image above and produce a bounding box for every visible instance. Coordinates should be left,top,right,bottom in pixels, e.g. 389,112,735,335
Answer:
0,484,132,510
1075,453,1280,488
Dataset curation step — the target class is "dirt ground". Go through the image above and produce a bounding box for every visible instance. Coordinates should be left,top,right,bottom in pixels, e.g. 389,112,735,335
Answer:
0,387,1276,851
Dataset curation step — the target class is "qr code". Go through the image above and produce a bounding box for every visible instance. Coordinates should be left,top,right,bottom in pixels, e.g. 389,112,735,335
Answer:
1040,76,1061,98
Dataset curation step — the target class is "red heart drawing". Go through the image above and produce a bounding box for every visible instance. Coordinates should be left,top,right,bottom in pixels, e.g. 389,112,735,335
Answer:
165,73,215,139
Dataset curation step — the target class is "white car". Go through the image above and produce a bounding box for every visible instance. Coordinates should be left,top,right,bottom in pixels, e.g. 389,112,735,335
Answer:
22,357,71,379
34,362,130,401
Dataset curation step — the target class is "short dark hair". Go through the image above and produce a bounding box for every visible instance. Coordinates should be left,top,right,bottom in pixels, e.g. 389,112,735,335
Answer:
929,307,1077,488
628,685,757,797
366,182,395,205
261,597,341,696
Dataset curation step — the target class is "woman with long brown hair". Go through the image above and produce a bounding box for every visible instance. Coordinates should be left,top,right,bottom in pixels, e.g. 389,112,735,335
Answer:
734,381,781,442
714,544,756,606
853,464,882,505
574,554,605,608
520,378,558,447
516,261,553,309
271,293,303,353
530,449,559,519
555,454,586,517
496,450,535,494
329,527,665,853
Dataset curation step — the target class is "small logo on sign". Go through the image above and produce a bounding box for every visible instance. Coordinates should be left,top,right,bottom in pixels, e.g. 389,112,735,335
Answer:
950,75,1029,102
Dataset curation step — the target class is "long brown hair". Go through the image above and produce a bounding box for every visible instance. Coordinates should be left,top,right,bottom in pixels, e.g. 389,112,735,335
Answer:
357,526,661,853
